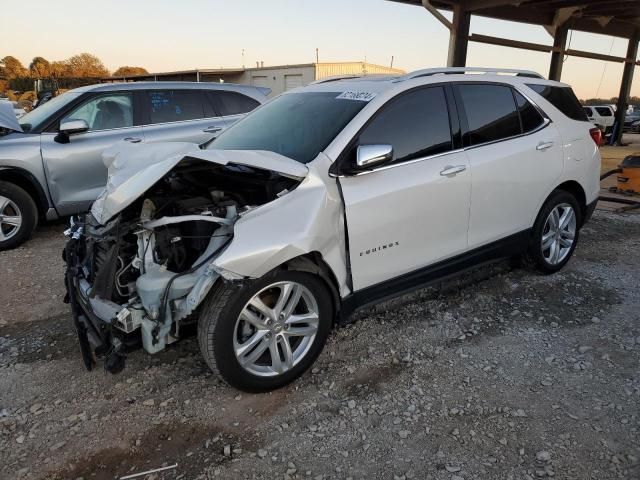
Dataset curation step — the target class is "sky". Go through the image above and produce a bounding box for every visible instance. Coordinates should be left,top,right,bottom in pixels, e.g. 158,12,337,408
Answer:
1,0,638,100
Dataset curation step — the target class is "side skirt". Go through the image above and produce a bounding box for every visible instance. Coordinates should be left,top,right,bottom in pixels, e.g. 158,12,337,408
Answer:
338,229,531,321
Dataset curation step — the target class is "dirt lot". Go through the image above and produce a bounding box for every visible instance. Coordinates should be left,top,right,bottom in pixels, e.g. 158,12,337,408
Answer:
1,210,639,480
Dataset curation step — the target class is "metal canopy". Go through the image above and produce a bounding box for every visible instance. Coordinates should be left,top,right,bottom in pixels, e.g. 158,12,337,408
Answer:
389,0,640,39
389,0,640,145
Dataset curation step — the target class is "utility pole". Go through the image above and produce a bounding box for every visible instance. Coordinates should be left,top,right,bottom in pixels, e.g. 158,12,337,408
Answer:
316,48,319,64
242,49,245,68
390,55,394,69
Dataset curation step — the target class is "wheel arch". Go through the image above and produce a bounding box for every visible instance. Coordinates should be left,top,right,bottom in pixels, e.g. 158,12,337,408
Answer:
0,167,50,218
280,252,342,324
553,180,587,226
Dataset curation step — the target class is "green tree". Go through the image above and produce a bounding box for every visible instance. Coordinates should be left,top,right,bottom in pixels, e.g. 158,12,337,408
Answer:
112,66,148,77
29,56,51,78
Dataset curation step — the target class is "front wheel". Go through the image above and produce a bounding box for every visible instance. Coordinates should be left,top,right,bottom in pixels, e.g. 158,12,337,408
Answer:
0,181,38,251
198,270,333,392
525,190,581,274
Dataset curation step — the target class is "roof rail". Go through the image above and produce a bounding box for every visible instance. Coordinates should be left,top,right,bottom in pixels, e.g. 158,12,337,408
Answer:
397,67,545,82
308,74,364,85
309,73,396,85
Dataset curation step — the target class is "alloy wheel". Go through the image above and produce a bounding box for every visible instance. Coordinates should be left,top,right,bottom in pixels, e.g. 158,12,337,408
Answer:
0,195,22,242
541,203,576,265
233,281,320,377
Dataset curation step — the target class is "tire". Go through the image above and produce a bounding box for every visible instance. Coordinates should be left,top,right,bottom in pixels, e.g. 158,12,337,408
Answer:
525,190,581,274
198,270,333,392
0,181,38,251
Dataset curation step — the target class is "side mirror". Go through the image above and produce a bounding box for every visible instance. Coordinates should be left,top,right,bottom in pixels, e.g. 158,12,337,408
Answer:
356,144,393,170
59,119,89,136
56,119,89,144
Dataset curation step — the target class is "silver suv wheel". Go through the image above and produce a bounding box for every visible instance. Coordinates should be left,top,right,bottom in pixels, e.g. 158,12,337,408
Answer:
0,195,22,241
233,281,319,377
541,203,576,265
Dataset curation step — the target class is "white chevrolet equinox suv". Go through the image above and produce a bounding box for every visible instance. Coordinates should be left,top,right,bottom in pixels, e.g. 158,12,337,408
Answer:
64,68,601,392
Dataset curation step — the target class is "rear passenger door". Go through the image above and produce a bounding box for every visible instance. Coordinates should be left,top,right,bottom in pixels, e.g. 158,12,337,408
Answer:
140,89,226,145
455,83,564,249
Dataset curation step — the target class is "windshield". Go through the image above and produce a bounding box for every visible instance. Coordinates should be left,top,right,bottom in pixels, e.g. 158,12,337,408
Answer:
18,92,82,132
208,92,368,163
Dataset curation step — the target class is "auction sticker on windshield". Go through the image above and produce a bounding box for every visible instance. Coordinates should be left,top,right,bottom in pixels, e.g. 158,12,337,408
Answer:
336,91,376,102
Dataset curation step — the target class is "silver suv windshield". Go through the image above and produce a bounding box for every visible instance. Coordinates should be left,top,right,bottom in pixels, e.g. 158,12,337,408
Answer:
208,91,367,164
18,92,82,132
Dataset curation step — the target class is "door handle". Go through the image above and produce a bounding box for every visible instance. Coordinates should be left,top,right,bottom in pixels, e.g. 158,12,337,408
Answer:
536,141,554,151
440,165,466,176
124,137,142,143
203,126,223,133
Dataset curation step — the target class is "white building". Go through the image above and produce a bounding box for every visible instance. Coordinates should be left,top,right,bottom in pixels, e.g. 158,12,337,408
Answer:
104,62,406,96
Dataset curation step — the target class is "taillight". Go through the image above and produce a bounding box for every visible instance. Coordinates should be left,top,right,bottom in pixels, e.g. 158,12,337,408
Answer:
589,127,602,146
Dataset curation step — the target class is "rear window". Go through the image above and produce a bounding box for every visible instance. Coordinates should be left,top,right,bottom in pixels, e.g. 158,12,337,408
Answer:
146,90,205,124
211,91,260,116
526,84,588,122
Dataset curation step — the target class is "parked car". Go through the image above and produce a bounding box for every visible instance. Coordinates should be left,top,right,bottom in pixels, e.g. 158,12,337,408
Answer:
64,68,600,392
583,105,615,133
0,82,269,250
623,112,640,133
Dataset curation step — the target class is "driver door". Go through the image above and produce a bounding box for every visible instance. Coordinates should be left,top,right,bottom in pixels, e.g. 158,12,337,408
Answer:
40,92,143,215
338,86,471,291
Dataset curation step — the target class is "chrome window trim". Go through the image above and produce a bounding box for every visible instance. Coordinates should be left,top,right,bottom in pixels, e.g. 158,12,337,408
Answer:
464,117,551,153
330,118,551,178
329,81,552,179
329,147,465,178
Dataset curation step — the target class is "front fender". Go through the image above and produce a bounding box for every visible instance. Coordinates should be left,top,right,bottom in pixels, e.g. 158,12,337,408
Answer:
213,157,349,296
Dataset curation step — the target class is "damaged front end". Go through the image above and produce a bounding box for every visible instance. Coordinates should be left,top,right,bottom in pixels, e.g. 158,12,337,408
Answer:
63,145,306,373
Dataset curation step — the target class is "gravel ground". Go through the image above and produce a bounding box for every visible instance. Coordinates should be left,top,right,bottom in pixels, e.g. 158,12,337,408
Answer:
1,211,639,480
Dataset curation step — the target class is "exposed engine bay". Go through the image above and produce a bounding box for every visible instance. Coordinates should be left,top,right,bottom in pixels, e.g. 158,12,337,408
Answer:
64,155,301,373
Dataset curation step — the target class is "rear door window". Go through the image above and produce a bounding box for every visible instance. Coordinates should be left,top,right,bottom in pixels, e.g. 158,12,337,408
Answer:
356,86,452,165
526,84,588,122
145,90,205,124
514,90,544,133
210,91,260,116
457,84,520,146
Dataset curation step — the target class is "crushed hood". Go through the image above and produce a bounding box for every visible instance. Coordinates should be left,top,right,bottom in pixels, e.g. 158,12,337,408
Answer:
0,101,23,132
91,141,308,224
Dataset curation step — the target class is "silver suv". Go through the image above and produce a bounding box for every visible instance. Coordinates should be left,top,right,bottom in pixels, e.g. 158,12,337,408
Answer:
0,82,268,250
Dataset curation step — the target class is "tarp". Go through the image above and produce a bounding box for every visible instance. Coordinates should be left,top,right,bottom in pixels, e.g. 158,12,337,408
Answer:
0,101,23,132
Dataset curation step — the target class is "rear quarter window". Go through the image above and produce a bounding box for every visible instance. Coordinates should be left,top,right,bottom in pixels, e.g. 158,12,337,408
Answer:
211,91,260,116
526,84,588,122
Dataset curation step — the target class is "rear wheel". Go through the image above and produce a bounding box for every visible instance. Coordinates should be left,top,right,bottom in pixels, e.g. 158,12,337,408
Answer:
525,190,581,274
198,270,333,392
0,181,38,251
